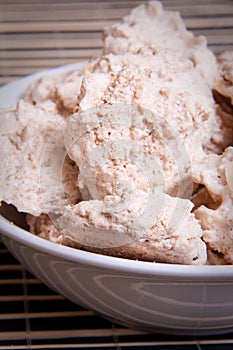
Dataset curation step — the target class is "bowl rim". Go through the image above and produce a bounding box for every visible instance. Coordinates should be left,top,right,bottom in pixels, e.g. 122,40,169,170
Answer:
1,62,233,280
1,214,233,279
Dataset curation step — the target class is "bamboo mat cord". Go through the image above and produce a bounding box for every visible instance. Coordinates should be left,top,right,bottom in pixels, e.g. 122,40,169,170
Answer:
0,0,233,349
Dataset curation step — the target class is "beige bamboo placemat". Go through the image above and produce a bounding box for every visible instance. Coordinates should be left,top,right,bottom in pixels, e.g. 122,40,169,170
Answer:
0,0,233,348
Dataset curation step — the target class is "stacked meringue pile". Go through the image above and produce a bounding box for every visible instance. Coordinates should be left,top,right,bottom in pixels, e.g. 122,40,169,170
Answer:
1,1,233,265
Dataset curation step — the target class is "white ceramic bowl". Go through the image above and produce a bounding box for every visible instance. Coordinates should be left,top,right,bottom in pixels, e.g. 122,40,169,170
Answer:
1,207,233,336
1,65,233,336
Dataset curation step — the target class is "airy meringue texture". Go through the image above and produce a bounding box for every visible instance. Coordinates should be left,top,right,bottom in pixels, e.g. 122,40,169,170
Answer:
1,1,233,265
0,100,81,216
103,1,217,87
214,51,233,106
193,147,233,264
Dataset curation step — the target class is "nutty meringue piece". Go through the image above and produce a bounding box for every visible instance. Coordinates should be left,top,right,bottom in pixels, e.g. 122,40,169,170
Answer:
214,51,233,106
194,147,233,264
103,1,217,87
0,100,80,215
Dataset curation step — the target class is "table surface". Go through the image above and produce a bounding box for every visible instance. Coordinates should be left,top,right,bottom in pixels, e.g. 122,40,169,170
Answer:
0,0,233,349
